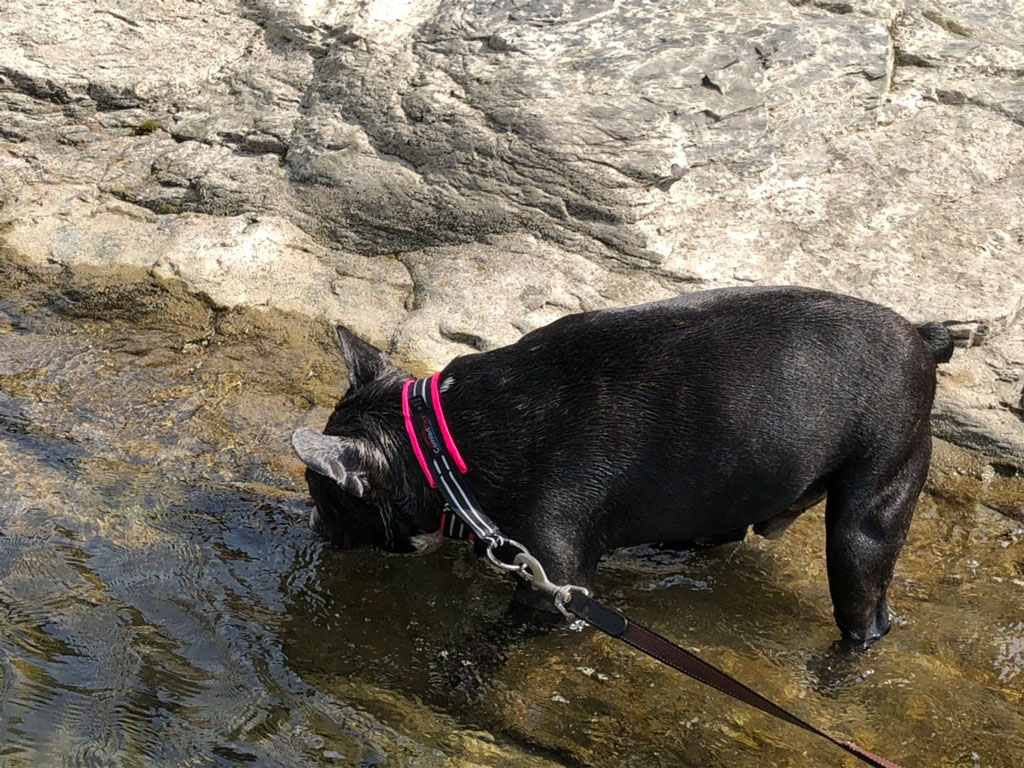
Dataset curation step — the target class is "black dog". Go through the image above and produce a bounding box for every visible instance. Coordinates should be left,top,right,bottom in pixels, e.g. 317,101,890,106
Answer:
292,286,953,645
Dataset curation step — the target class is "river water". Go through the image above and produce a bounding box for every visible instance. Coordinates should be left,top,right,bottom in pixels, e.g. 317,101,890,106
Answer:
0,259,1022,768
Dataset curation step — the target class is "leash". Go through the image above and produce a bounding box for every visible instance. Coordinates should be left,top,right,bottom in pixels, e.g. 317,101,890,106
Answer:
523,554,903,768
403,375,906,768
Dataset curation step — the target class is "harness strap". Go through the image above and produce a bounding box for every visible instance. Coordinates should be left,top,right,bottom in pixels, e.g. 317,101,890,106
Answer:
565,592,904,768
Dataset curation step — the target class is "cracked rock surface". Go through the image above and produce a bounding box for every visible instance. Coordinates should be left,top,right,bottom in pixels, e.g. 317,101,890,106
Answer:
1,0,1022,459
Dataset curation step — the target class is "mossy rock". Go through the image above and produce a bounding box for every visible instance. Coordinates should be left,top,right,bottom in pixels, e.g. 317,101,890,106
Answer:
132,120,160,136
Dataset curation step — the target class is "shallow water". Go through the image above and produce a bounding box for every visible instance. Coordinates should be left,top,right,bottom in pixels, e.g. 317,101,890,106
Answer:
1,261,1022,768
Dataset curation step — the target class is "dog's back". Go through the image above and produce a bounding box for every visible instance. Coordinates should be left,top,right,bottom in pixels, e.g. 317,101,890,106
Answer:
448,286,939,527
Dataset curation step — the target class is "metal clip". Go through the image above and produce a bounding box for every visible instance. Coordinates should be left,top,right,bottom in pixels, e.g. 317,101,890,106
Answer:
483,542,590,616
513,552,590,617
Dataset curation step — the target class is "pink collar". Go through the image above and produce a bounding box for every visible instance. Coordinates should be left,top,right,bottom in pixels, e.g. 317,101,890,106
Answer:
402,374,479,541
401,375,468,489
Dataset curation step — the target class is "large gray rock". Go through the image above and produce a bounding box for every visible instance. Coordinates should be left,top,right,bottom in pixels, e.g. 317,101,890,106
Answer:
1,0,1021,459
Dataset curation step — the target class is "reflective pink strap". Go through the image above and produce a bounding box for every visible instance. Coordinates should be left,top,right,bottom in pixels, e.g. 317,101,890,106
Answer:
402,379,435,488
431,374,468,473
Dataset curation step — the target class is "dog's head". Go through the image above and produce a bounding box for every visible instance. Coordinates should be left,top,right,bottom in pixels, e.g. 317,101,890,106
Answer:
291,327,443,554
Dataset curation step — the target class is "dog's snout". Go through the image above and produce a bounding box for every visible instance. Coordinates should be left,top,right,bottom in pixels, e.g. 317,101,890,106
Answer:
308,506,357,548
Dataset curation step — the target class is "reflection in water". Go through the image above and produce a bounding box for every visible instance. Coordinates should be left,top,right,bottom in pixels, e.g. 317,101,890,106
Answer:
1,267,1022,767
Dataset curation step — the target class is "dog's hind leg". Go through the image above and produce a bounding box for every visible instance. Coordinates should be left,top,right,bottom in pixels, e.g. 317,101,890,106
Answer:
824,432,931,646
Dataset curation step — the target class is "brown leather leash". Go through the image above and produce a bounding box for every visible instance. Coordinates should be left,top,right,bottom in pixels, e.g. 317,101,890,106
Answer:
566,591,905,768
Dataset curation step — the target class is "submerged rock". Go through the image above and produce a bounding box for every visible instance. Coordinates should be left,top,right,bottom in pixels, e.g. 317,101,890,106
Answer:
0,0,1021,459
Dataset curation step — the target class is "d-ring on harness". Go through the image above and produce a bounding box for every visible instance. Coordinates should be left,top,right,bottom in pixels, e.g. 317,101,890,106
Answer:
403,374,906,768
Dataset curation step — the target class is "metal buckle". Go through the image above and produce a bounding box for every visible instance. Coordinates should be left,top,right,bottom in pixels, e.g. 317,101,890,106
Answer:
483,540,590,616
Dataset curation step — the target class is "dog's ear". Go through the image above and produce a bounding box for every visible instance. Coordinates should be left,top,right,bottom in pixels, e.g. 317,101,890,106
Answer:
291,427,381,497
336,326,396,391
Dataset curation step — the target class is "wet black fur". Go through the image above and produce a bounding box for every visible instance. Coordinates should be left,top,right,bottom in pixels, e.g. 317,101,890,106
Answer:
300,286,953,644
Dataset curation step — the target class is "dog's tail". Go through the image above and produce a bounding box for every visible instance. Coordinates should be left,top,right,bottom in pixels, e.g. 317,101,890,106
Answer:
916,322,954,364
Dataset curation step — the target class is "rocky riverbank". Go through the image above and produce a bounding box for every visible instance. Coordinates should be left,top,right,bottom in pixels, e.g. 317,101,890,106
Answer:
1,0,1021,459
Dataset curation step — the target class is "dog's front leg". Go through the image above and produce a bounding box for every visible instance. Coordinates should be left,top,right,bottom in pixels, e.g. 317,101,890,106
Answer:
427,524,600,707
429,602,553,706
428,568,569,706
